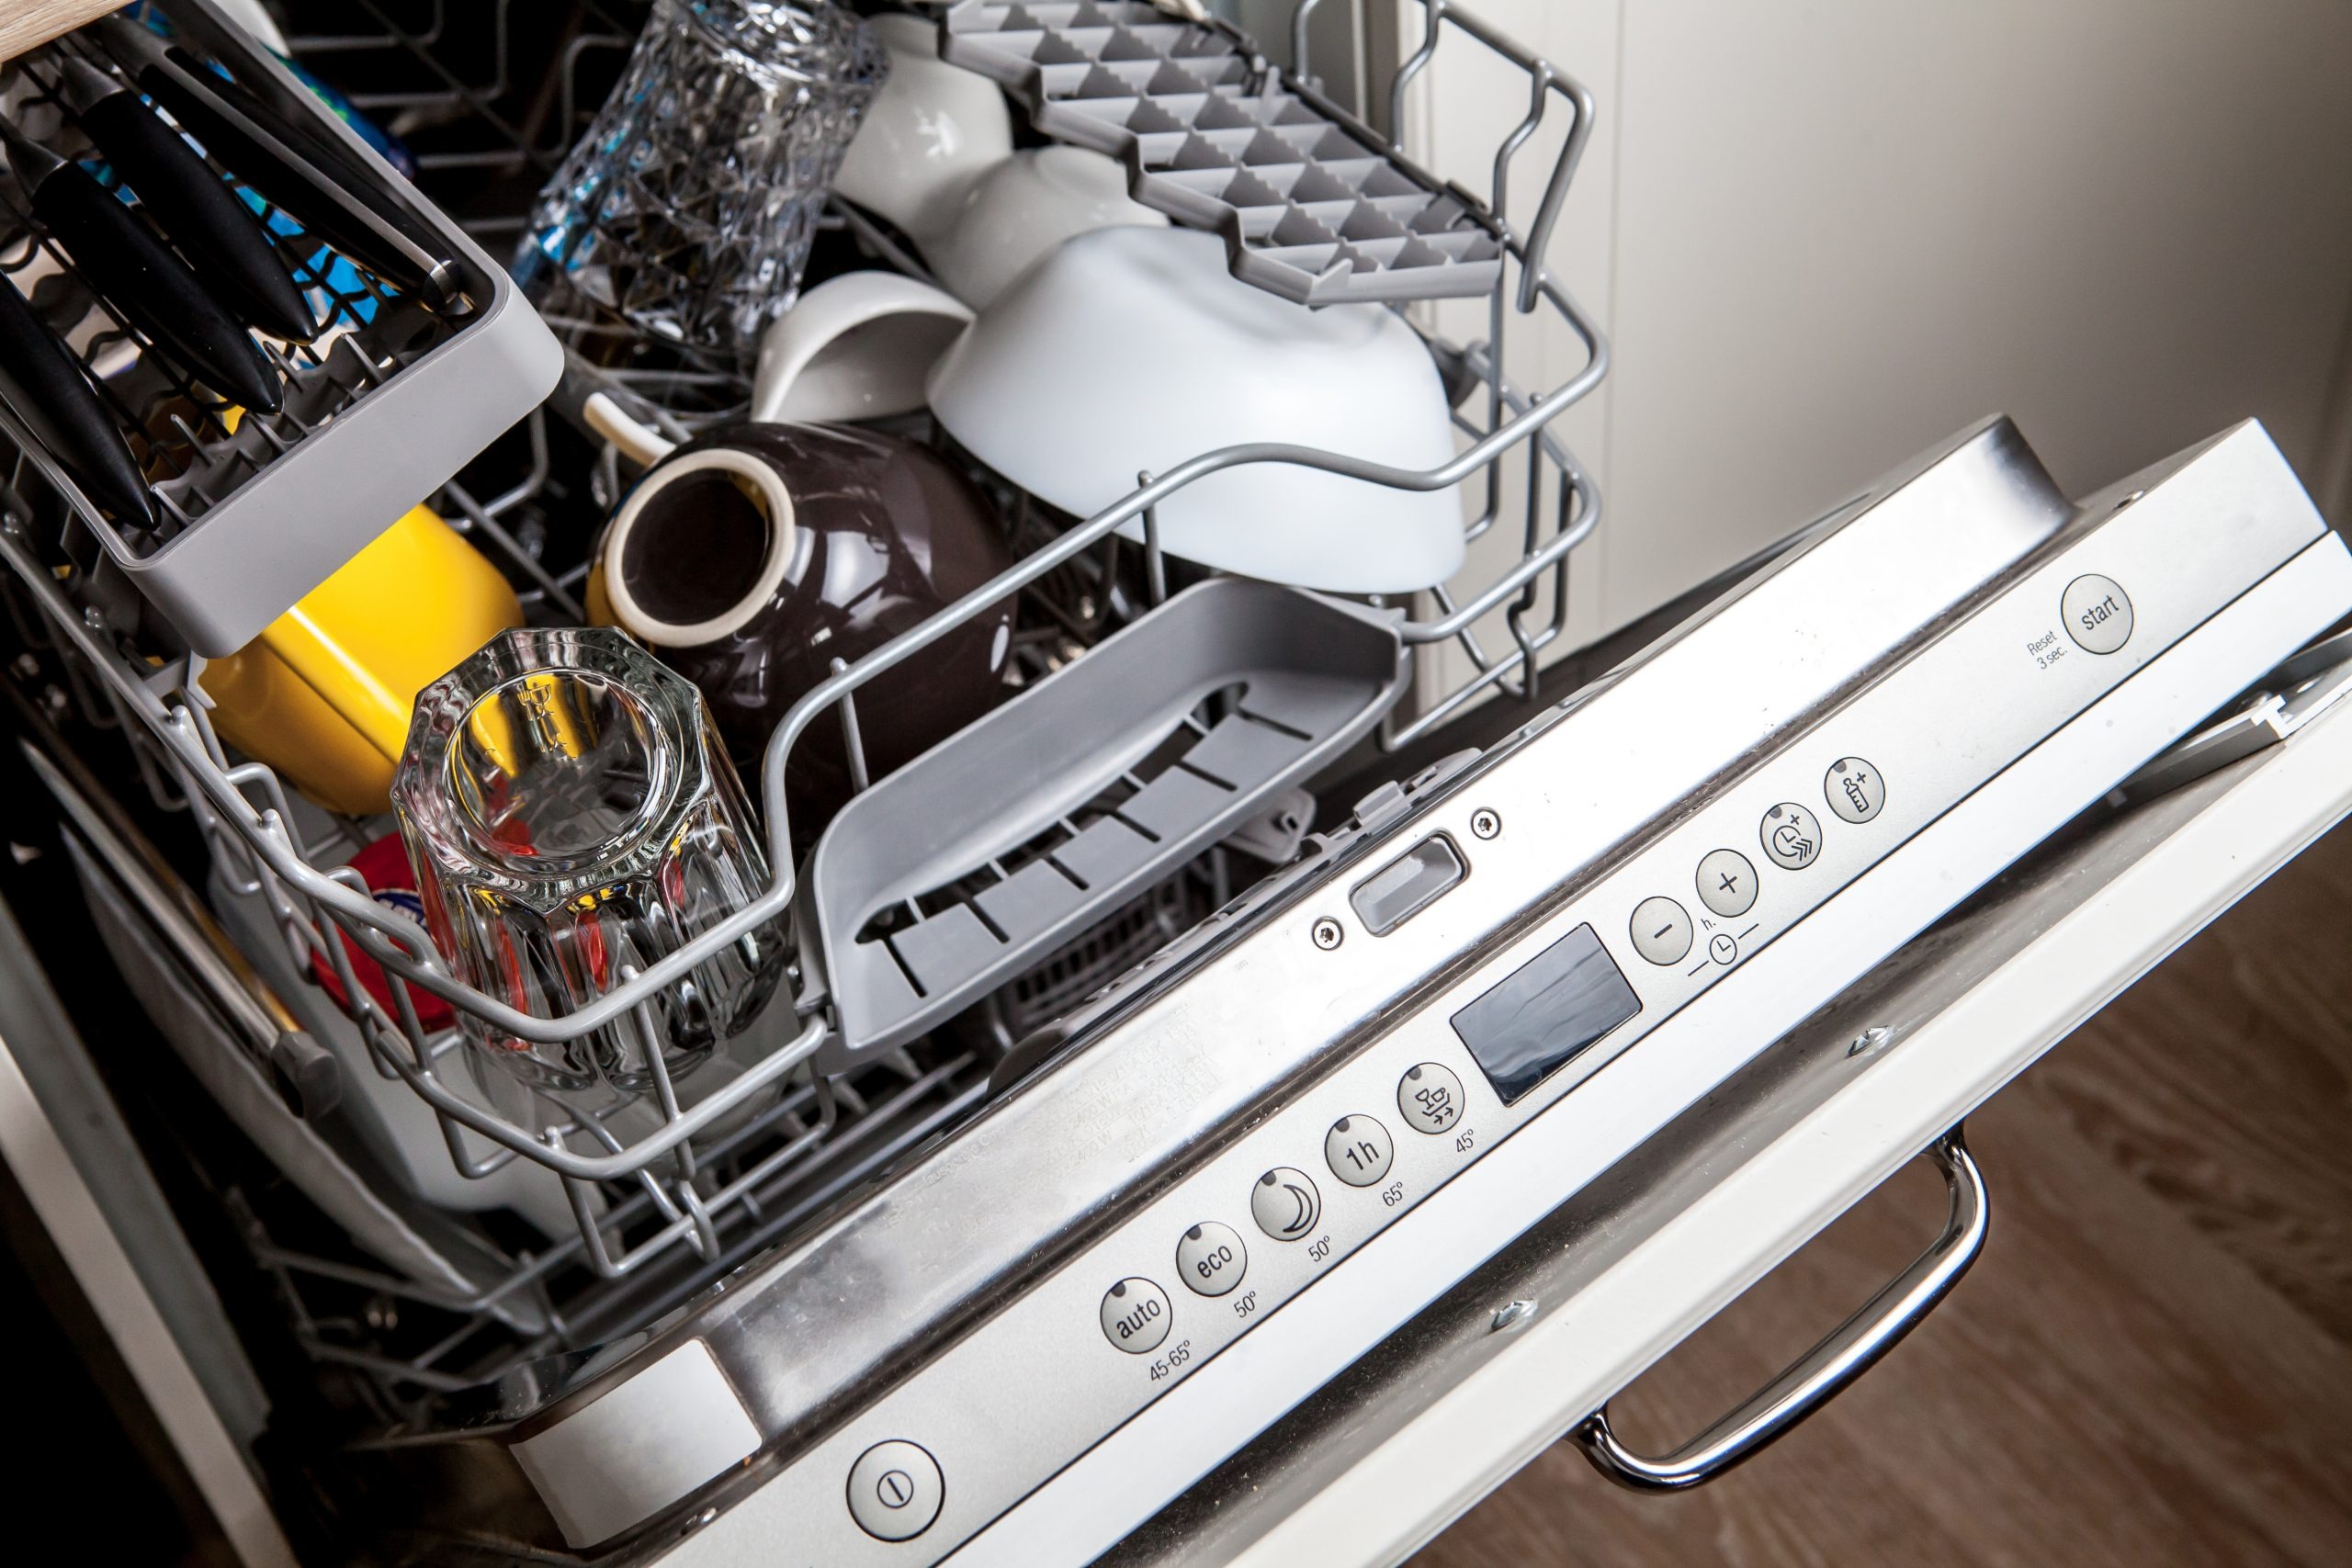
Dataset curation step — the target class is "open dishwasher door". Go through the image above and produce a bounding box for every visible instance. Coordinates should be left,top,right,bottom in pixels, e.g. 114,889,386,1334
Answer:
4,412,2351,1566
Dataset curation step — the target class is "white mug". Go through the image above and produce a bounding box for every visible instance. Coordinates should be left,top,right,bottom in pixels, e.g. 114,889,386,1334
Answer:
750,270,974,423
831,13,1015,246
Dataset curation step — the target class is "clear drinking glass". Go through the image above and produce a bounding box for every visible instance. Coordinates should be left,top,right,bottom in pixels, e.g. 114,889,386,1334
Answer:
516,0,887,372
392,627,784,1104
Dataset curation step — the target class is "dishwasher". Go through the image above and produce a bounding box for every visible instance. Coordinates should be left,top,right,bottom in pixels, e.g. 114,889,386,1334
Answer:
3,3,2350,1565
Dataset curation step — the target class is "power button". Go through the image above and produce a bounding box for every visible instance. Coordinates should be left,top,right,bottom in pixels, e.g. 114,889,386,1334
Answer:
847,1439,944,1541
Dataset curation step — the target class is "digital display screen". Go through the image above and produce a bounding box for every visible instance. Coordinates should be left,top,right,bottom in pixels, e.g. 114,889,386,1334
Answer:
1448,923,1642,1104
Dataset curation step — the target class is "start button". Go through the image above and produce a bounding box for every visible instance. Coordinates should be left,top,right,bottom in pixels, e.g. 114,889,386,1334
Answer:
2062,574,2133,654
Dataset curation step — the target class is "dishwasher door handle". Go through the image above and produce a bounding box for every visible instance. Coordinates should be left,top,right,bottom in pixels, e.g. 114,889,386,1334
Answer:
1571,1125,1988,1491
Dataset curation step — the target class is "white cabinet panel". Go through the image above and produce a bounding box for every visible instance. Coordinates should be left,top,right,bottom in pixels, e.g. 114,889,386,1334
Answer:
1412,0,2352,693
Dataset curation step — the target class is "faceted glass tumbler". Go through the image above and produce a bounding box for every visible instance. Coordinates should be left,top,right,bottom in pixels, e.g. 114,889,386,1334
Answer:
392,627,785,1102
517,0,887,372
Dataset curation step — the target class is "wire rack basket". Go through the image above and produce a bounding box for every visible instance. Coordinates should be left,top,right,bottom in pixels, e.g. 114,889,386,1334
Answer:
0,0,1606,1409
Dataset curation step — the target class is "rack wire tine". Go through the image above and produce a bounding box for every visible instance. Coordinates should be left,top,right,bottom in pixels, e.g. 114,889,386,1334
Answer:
832,655,874,793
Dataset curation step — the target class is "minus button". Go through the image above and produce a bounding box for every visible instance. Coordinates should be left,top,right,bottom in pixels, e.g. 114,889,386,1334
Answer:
1628,896,1694,966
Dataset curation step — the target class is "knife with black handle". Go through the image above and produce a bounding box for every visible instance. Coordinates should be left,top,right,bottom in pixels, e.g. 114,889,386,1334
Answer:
0,276,154,529
53,53,318,344
0,119,281,412
90,17,462,312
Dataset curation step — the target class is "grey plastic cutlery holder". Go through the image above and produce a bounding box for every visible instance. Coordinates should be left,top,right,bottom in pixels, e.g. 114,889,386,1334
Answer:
11,0,560,657
804,578,1409,1062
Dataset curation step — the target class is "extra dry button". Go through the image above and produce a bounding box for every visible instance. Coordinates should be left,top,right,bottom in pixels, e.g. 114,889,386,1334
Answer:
1326,1115,1395,1187
1397,1062,1465,1134
1824,757,1885,823
2062,574,2133,653
1252,1168,1321,1240
1694,849,1757,918
1100,1277,1172,1354
1628,896,1694,965
1759,802,1824,870
846,1440,944,1542
1176,1223,1247,1296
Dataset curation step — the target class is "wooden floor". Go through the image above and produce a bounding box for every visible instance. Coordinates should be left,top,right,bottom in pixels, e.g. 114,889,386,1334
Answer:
1409,822,2352,1568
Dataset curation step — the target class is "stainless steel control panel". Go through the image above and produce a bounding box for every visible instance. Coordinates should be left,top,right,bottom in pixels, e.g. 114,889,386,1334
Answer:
657,424,2351,1567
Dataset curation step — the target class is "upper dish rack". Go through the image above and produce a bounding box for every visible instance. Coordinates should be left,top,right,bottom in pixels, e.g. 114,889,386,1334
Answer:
1,0,1607,1381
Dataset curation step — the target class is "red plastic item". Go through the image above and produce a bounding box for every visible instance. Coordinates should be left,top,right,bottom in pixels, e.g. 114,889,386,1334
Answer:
309,833,456,1031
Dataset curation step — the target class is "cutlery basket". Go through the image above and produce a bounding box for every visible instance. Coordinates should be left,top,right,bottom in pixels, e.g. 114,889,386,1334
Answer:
0,0,560,658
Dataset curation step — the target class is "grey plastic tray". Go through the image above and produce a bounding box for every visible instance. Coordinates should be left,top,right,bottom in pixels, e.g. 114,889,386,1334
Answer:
939,0,1505,306
803,578,1410,1062
26,0,561,657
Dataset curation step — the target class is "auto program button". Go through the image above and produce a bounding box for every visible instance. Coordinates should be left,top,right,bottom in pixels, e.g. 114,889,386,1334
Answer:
1099,1277,1172,1354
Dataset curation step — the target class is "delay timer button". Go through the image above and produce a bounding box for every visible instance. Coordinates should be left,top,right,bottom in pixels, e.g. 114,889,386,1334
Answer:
1628,895,1694,965
1100,1277,1172,1355
1695,849,1758,918
2062,574,2133,654
846,1439,944,1542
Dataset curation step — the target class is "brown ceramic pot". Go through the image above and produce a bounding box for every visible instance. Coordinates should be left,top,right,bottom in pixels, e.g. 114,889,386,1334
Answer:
592,421,1016,842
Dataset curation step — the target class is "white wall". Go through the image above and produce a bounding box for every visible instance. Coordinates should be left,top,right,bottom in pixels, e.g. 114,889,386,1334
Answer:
1406,0,2352,688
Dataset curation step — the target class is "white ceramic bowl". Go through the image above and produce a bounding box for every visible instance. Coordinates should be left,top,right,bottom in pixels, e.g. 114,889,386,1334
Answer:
926,226,1464,593
832,13,1014,245
930,145,1169,310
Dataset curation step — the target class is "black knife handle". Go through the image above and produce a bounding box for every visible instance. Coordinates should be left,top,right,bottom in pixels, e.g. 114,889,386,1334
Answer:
78,89,318,344
0,279,154,529
34,163,282,413
141,53,460,310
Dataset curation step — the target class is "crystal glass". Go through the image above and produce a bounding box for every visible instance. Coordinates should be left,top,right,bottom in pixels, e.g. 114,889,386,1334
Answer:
392,627,784,1103
516,0,887,373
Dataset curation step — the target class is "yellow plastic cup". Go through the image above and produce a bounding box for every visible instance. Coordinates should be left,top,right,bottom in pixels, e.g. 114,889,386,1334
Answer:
200,505,524,816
